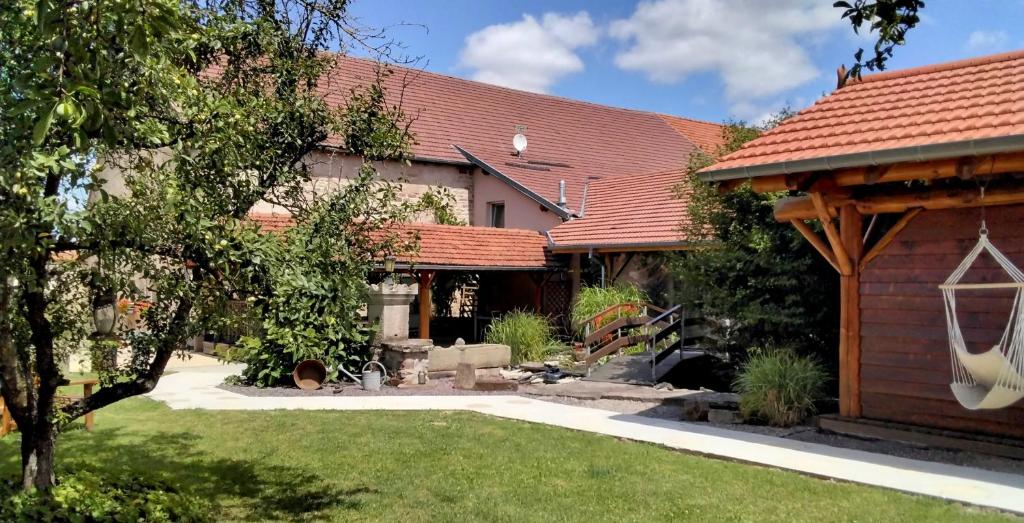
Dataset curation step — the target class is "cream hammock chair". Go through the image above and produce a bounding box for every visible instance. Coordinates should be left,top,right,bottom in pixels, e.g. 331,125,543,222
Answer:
940,208,1024,410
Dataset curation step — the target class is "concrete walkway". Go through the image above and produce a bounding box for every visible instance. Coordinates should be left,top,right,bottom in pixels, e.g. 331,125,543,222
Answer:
147,364,1024,514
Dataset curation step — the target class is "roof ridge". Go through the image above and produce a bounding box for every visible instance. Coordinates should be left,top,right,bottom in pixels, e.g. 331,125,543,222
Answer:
850,48,1024,85
657,113,723,127
335,53,716,125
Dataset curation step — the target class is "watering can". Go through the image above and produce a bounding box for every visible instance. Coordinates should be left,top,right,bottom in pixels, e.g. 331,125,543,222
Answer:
361,361,387,391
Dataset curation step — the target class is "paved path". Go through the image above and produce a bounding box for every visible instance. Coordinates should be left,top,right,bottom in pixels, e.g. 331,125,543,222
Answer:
148,364,1024,514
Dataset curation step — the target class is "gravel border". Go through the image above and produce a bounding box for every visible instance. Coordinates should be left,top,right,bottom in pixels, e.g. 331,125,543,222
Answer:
531,395,1024,476
218,378,519,397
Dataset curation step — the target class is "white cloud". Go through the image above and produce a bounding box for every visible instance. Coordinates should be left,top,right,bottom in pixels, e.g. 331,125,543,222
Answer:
458,12,599,93
610,0,841,100
965,30,1010,51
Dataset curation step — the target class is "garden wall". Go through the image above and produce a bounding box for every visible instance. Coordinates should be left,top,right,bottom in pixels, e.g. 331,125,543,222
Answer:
860,204,1024,439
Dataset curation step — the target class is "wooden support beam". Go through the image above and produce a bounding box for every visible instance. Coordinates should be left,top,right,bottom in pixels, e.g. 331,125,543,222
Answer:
775,179,1024,221
612,253,635,282
789,219,840,274
858,208,923,272
744,152,1024,194
811,193,852,276
854,182,1024,215
775,194,840,221
838,204,863,418
418,271,435,340
831,152,1024,187
84,382,95,432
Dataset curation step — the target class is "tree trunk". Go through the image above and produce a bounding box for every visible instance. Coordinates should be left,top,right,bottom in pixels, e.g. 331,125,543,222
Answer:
21,419,57,491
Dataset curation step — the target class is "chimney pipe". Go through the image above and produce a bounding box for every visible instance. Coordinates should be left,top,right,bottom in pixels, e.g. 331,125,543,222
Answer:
558,180,567,208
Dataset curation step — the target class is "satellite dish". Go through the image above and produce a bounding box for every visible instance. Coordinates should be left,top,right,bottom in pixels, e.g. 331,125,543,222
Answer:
512,133,528,154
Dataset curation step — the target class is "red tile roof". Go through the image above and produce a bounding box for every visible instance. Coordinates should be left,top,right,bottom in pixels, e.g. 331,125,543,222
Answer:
316,55,722,211
389,223,554,270
249,213,294,232
660,115,727,155
248,214,554,269
547,168,693,250
703,49,1024,178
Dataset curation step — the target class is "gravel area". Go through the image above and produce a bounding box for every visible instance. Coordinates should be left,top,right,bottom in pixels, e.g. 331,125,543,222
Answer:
532,395,1024,476
219,377,519,397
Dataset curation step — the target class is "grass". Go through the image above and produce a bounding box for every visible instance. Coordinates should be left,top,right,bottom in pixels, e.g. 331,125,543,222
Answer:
734,349,828,427
484,310,560,364
0,399,1017,522
570,284,648,335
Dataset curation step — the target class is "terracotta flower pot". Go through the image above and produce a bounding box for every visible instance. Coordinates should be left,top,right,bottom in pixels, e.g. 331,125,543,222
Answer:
293,360,327,390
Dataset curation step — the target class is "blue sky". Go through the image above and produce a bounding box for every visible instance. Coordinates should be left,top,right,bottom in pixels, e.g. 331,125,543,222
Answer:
347,0,1023,124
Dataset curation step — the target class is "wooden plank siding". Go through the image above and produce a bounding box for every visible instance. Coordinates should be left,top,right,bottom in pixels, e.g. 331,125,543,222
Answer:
859,204,1024,439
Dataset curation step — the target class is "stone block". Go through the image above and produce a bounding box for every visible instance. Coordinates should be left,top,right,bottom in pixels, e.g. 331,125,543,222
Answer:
455,362,477,390
707,409,743,424
381,339,432,385
427,343,511,372
473,378,518,392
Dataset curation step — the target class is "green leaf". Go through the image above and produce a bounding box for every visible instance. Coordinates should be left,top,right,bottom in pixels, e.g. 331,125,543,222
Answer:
32,102,58,145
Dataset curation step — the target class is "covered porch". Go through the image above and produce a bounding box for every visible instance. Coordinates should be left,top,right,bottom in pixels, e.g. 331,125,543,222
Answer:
378,223,568,343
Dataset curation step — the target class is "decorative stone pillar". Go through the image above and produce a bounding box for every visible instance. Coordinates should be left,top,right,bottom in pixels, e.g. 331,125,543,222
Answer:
366,280,419,343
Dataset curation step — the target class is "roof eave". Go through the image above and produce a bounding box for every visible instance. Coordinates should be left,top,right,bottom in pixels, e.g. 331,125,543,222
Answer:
378,262,560,272
698,134,1024,182
547,240,698,253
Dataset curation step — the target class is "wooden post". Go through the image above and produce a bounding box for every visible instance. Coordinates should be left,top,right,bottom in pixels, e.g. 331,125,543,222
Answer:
570,253,581,299
838,204,863,418
83,382,95,432
418,271,434,340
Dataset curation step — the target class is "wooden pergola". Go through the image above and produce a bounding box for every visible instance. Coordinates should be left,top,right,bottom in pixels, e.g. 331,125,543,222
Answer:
698,49,1024,429
716,151,1024,418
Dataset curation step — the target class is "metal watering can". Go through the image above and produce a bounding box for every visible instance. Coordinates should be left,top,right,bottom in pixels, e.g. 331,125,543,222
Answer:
361,361,387,391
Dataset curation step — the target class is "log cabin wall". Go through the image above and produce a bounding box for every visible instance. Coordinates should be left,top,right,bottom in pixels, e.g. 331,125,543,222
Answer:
860,204,1024,438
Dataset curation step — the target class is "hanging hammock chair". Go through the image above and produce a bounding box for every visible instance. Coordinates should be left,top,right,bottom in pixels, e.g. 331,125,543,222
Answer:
940,224,1024,410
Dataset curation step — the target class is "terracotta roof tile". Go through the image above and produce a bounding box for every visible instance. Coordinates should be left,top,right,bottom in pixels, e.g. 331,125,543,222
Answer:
389,223,554,269
314,55,721,210
547,169,693,250
249,213,294,232
248,214,553,269
704,49,1024,176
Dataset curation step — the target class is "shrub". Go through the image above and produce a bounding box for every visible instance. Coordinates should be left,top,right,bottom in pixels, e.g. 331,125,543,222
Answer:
485,311,560,364
0,470,210,522
570,284,648,335
733,348,827,427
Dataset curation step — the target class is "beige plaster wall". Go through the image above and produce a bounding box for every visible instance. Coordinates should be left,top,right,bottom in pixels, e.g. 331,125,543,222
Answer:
471,170,564,231
250,152,472,224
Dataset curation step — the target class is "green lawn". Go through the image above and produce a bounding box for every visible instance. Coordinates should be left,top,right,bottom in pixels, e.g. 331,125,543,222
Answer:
0,398,1017,522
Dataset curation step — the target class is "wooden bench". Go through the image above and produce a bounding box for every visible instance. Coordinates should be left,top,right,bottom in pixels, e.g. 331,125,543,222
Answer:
0,378,99,438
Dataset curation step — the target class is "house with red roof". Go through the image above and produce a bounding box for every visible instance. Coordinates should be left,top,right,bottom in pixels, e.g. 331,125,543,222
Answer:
238,54,723,340
700,49,1024,443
